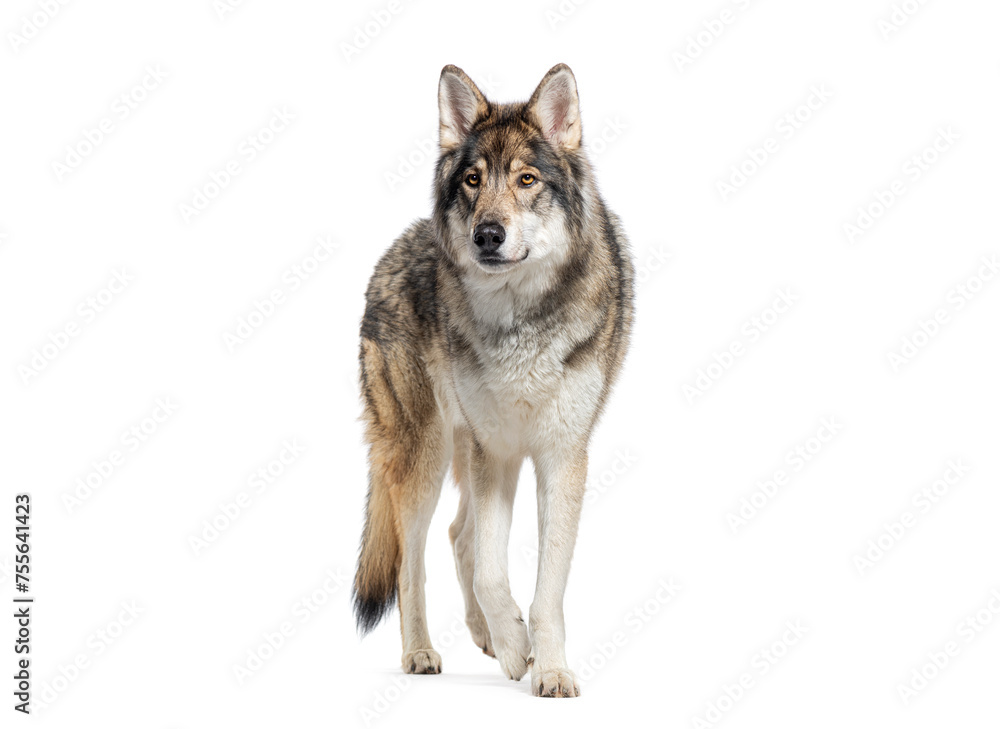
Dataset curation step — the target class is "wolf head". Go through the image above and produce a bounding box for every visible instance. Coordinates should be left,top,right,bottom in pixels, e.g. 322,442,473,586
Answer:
433,64,595,285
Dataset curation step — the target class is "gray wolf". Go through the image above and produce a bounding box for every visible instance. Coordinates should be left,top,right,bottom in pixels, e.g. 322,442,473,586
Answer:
353,63,634,698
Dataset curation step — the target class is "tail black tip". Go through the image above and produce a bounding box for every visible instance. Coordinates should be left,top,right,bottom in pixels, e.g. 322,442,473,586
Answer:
353,584,397,636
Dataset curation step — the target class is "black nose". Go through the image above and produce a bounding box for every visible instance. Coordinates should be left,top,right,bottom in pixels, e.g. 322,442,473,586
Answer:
473,223,505,253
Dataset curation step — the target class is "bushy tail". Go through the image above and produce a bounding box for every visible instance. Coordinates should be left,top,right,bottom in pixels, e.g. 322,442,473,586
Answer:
353,473,400,635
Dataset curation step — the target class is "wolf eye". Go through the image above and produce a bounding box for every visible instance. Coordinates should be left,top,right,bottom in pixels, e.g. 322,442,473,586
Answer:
466,173,479,186
520,174,536,186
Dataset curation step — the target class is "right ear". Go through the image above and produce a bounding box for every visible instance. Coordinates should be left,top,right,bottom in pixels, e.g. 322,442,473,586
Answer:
438,65,487,152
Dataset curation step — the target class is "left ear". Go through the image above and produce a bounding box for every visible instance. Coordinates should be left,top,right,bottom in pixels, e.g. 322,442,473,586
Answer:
526,63,581,152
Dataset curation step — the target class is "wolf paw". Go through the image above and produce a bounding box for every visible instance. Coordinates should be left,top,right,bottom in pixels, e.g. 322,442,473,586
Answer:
531,667,580,698
402,649,442,674
491,618,531,680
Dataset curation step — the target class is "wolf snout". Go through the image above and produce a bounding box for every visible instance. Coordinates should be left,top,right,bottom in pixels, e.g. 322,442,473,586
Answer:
473,222,506,254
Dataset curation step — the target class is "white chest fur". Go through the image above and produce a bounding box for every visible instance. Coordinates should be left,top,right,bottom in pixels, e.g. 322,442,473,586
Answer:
449,316,602,456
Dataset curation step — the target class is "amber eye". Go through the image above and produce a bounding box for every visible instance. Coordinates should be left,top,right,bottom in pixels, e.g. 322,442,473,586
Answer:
466,173,479,186
520,173,536,186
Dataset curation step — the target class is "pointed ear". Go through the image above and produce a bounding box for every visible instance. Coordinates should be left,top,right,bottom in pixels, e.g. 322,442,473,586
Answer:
526,63,581,151
438,65,488,152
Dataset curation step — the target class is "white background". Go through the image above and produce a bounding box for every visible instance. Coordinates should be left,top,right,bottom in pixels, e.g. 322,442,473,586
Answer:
2,0,999,726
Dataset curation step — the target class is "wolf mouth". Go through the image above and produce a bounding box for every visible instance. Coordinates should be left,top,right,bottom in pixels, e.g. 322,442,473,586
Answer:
478,250,529,268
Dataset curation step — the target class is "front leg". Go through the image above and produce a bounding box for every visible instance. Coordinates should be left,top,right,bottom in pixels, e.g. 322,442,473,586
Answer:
470,443,531,680
529,445,587,697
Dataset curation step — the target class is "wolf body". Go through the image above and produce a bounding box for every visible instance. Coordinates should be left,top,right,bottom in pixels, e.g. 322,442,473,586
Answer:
354,63,634,697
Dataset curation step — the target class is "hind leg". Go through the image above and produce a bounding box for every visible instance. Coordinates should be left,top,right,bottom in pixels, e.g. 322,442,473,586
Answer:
395,424,449,674
470,443,531,681
448,427,494,657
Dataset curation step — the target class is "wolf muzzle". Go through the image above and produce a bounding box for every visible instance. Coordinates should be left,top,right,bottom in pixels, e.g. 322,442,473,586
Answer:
473,222,506,255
